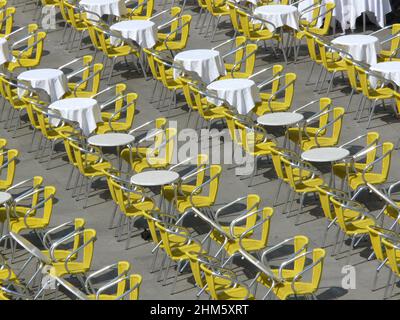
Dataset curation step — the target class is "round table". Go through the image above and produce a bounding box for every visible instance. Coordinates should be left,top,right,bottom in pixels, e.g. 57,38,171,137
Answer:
257,112,304,127
110,20,157,48
17,68,68,102
48,98,102,136
370,61,400,89
0,192,12,205
130,170,180,187
302,147,350,187
0,38,10,66
331,34,380,66
301,147,350,163
257,112,304,148
207,78,260,115
88,133,135,170
254,5,300,31
80,0,127,20
173,49,226,84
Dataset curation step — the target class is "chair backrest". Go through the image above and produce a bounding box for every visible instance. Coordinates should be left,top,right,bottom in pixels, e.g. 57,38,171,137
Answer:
382,237,400,276
163,14,192,50
0,149,18,189
128,274,142,300
315,185,346,221
389,24,400,54
0,7,15,37
130,0,154,19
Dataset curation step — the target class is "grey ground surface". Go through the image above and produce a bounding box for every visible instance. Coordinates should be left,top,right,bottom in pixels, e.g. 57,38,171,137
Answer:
5,0,400,300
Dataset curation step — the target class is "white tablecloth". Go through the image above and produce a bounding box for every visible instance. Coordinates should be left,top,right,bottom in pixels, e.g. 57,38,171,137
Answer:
0,38,11,66
49,98,102,135
207,79,260,115
173,49,226,84
17,69,68,102
370,61,400,89
298,0,391,30
80,0,127,20
254,5,300,31
110,20,157,48
331,34,380,65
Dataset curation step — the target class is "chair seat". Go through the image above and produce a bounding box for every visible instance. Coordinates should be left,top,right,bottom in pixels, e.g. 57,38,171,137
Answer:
9,217,49,233
215,286,254,300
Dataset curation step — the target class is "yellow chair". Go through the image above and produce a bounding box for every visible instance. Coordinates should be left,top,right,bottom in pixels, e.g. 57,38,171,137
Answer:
367,226,400,292
9,186,56,235
330,196,375,263
258,235,309,285
250,64,284,107
0,6,15,38
287,97,332,148
281,156,323,225
298,2,335,38
354,65,395,128
315,38,347,94
93,24,143,83
226,1,243,37
173,165,222,220
293,107,345,151
154,15,192,55
7,30,46,72
96,92,137,134
51,228,97,281
69,141,113,208
203,0,230,41
84,261,131,300
110,177,156,249
259,248,326,300
371,24,400,62
41,218,86,262
235,120,276,186
253,72,296,115
154,56,183,116
187,251,231,297
63,63,104,98
346,142,394,196
381,237,400,299
155,221,203,294
342,57,363,113
237,8,285,63
91,83,127,122
219,43,258,79
126,0,154,20
31,104,76,169
0,149,18,191
156,7,182,41
120,127,176,173
213,207,274,265
0,176,44,223
332,132,380,190
162,154,209,205
200,264,254,300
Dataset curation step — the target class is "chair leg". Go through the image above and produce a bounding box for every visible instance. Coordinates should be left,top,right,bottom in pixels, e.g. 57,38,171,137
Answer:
273,179,283,206
109,204,118,229
321,220,330,248
366,100,377,129
66,166,75,190
211,15,221,42
346,235,356,265
384,271,394,299
171,260,181,294
162,258,172,286
83,177,93,208
294,193,305,225
326,71,336,94
347,89,355,112
107,57,117,85
46,140,56,170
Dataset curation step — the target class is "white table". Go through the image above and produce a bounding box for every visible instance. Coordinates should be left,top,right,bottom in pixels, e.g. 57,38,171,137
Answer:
110,20,157,48
257,112,304,148
130,170,180,187
370,61,400,89
49,98,102,136
254,5,300,31
88,133,135,169
301,147,350,163
302,147,350,187
173,49,226,84
298,0,391,31
257,112,304,127
80,0,127,20
331,34,380,66
17,69,68,102
0,38,10,66
206,78,260,115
